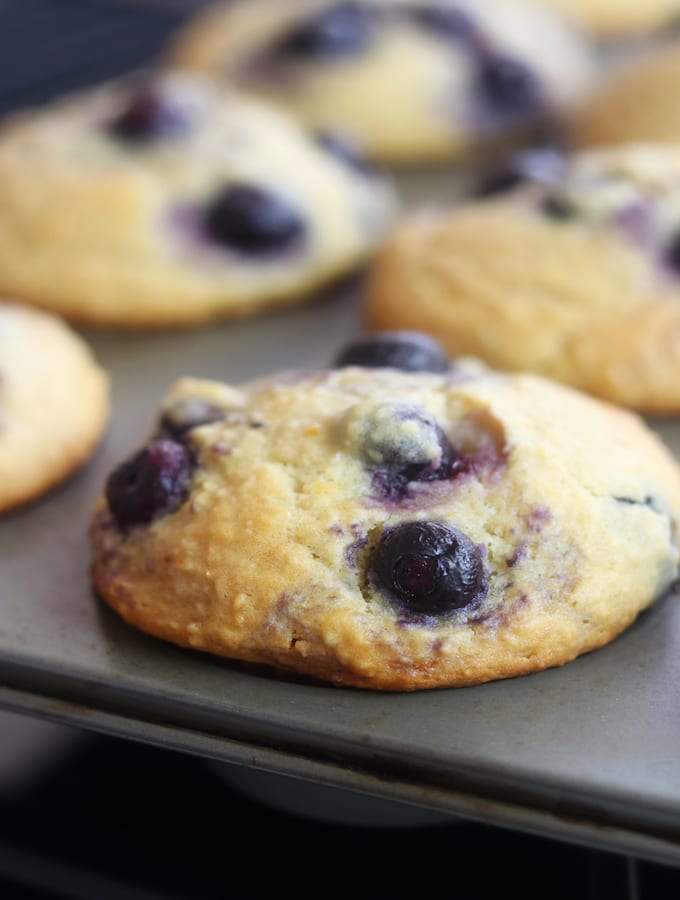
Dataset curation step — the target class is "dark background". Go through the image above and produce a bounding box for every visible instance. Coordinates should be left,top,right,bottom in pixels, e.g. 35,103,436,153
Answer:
0,2,679,896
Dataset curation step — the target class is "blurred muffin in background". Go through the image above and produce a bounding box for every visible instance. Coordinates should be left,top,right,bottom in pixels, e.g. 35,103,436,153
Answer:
166,0,598,167
570,39,680,150
0,301,109,514
363,142,680,414
0,71,397,329
520,0,680,42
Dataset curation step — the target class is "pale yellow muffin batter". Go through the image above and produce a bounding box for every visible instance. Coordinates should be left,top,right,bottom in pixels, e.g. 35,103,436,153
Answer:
90,359,680,691
571,40,680,149
0,72,397,329
167,0,596,165
523,0,680,39
0,302,109,513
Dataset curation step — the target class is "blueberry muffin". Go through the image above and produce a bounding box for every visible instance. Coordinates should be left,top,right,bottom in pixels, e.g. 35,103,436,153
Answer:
365,143,680,414
89,333,680,691
165,0,596,166
0,302,109,513
524,0,680,40
571,40,680,150
0,72,396,329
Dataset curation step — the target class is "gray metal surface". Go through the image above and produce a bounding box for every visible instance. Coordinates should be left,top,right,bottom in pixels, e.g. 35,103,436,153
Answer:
2,173,680,866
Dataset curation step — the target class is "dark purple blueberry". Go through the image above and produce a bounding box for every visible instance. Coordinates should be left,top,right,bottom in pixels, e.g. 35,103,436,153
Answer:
614,494,655,509
108,88,190,142
370,521,486,617
405,3,476,42
406,425,458,482
540,193,578,220
334,331,450,373
474,147,566,197
203,185,306,255
476,55,542,118
361,405,460,499
317,130,377,175
272,2,374,60
372,432,459,500
105,440,194,531
665,232,680,273
158,399,229,441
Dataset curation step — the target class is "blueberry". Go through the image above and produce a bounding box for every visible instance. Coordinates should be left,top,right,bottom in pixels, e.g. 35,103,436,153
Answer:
105,440,194,531
476,55,542,118
203,185,306,255
108,88,189,142
371,430,459,500
357,404,459,499
541,194,578,220
334,331,450,373
370,521,486,617
405,3,476,41
474,147,566,197
158,398,229,441
273,2,374,60
665,232,680,272
317,130,377,175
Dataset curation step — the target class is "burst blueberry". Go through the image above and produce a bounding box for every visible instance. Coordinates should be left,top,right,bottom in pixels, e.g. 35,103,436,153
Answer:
334,331,450,373
371,430,459,500
204,185,306,255
360,405,460,499
273,2,374,60
105,440,194,531
370,521,486,617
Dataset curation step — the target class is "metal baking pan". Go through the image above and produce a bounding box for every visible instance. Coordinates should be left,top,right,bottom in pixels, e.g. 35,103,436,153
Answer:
2,272,680,865
3,0,680,871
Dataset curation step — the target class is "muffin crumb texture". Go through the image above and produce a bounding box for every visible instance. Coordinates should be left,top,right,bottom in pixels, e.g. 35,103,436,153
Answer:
90,360,680,691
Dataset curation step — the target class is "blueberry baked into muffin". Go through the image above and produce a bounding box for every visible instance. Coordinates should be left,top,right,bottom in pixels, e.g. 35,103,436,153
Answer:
89,332,680,691
0,302,109,513
365,143,680,414
571,39,680,150
166,0,596,166
0,72,396,329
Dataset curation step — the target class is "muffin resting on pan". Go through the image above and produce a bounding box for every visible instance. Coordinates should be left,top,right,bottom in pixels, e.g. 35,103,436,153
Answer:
365,143,680,414
0,301,109,513
90,334,680,691
0,72,396,329
166,0,596,166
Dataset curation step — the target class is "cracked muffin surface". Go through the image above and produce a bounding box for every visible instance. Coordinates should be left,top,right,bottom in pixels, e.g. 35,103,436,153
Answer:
90,343,680,691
